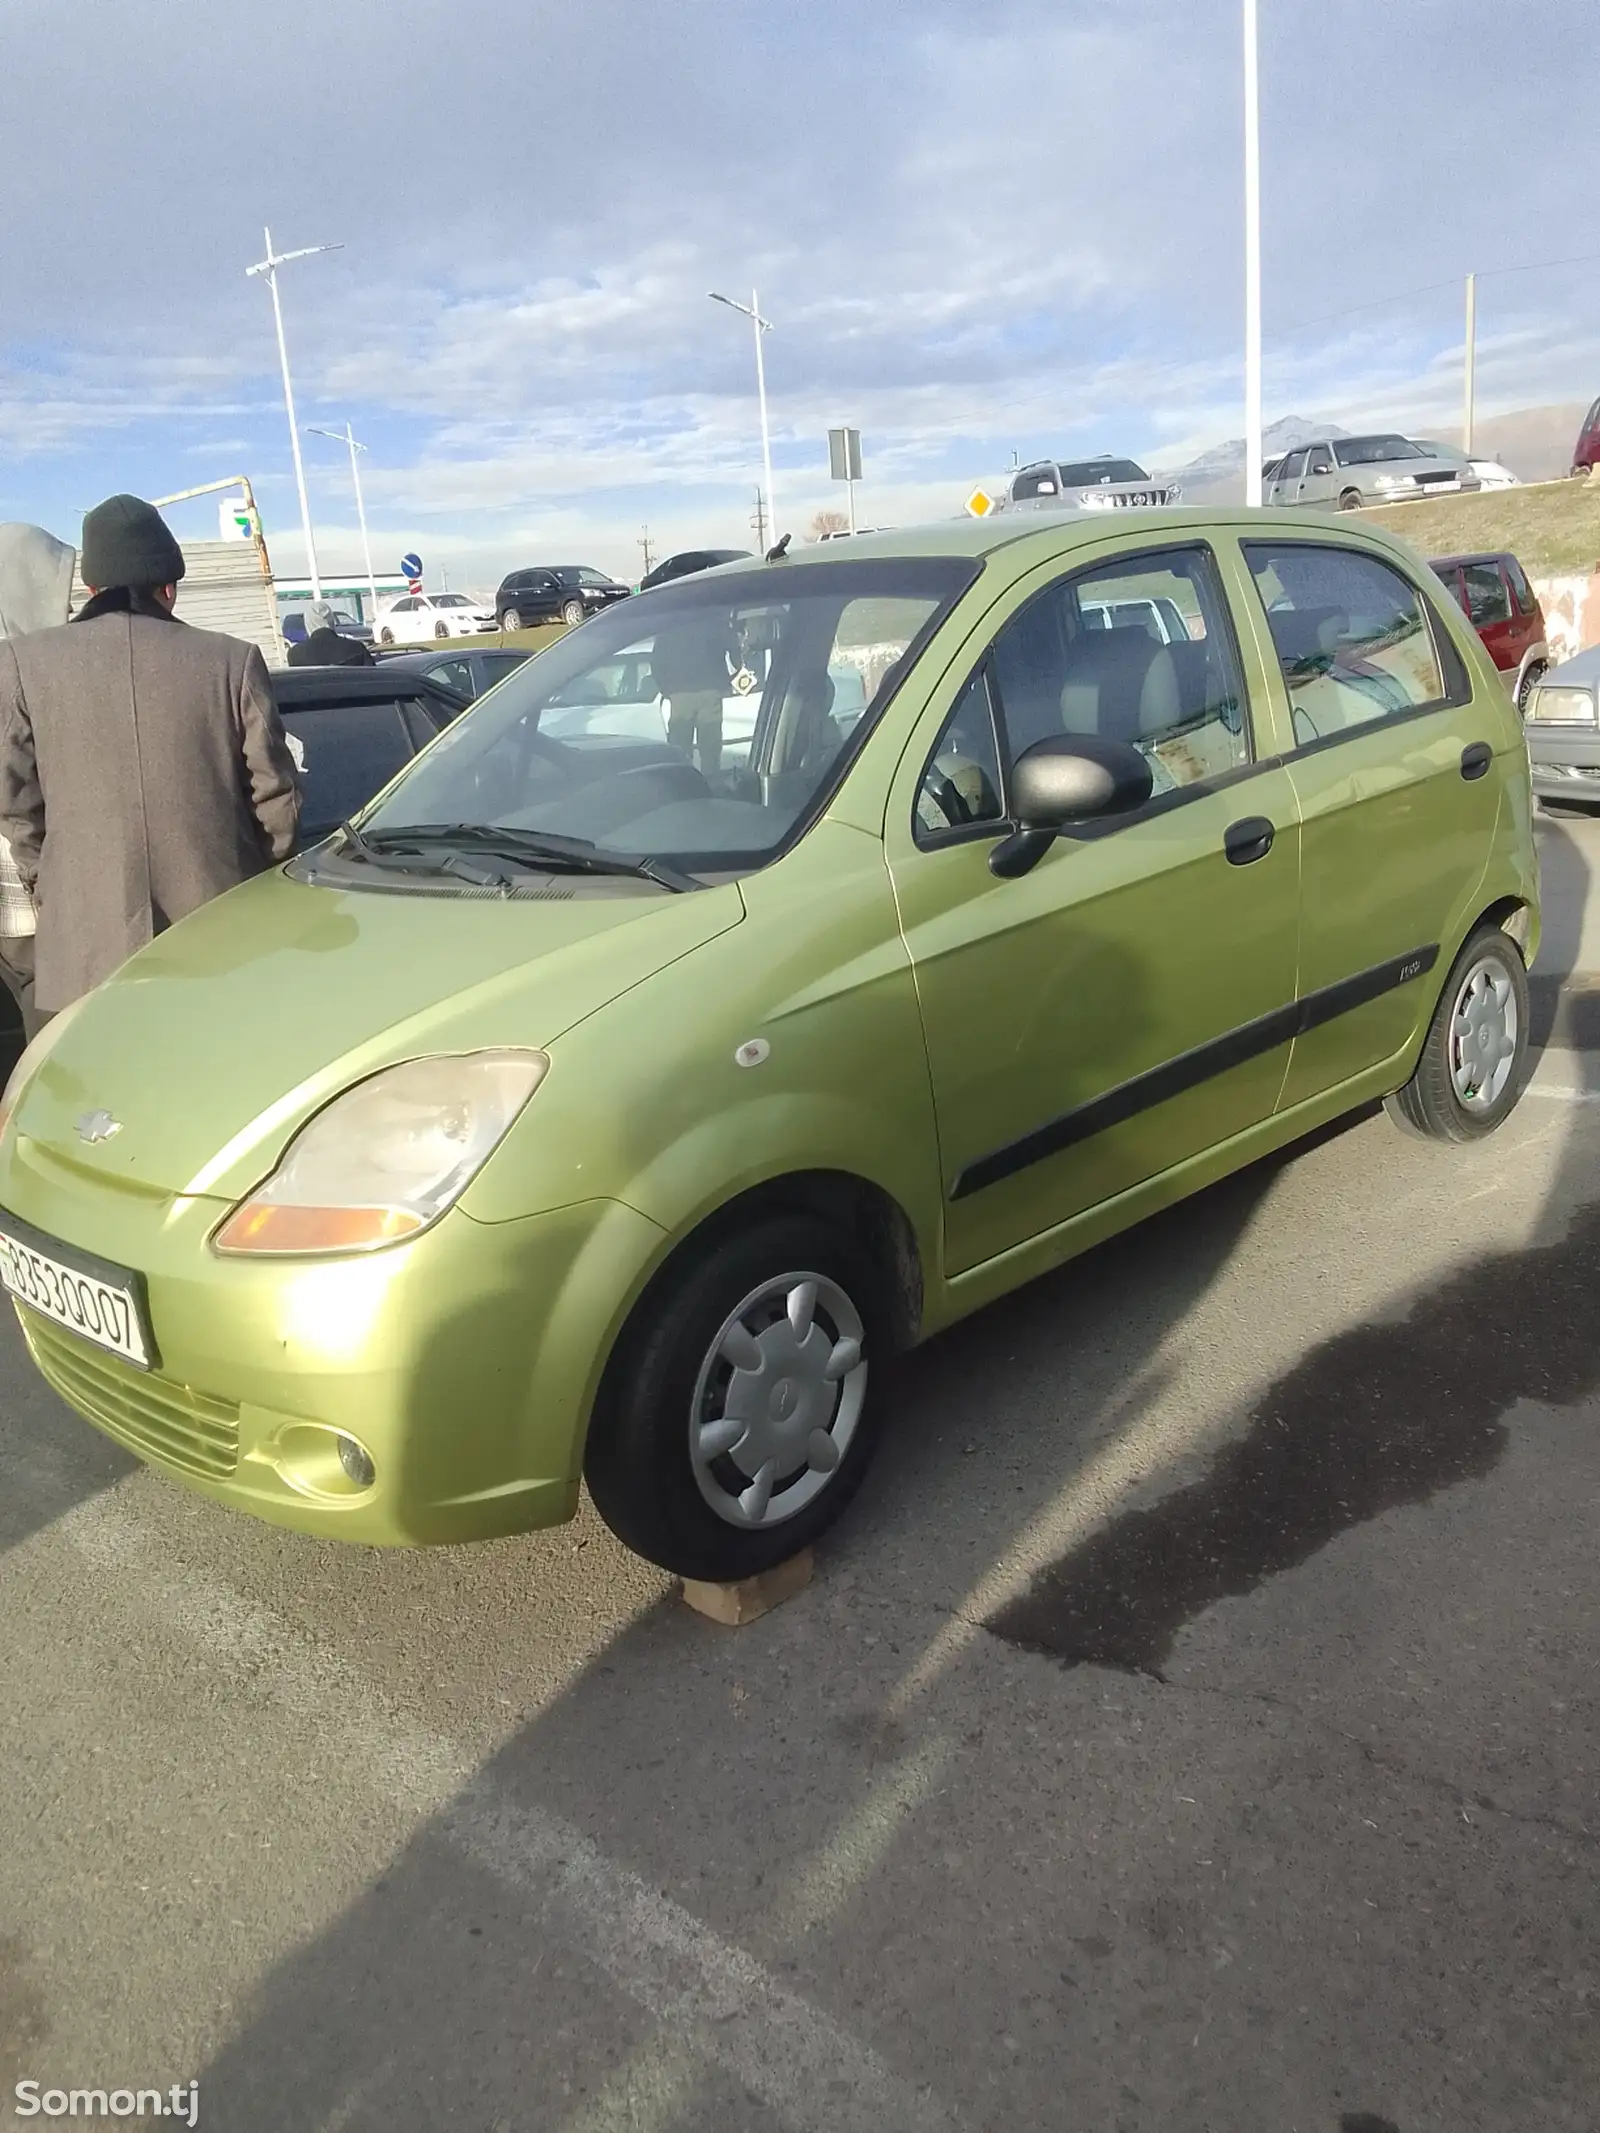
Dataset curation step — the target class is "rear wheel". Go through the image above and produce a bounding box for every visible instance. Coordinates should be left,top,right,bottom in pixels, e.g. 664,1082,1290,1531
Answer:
562,598,586,626
1385,926,1528,1142
1337,487,1363,511
378,627,394,645
434,621,450,638
584,1214,889,1580
500,606,522,632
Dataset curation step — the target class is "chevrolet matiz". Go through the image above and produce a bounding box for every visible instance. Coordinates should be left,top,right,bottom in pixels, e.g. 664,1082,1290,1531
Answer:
0,511,1538,1580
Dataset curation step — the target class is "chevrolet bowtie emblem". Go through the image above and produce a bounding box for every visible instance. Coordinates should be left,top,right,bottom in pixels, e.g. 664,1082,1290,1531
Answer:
75,1110,121,1144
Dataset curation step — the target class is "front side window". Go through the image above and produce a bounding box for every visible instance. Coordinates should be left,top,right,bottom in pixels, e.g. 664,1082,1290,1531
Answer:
978,544,1250,803
1461,561,1512,627
1244,542,1454,746
359,558,975,873
1306,445,1334,475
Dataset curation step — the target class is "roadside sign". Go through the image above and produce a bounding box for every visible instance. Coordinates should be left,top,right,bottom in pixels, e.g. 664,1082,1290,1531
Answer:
828,427,863,483
965,486,996,519
400,550,423,594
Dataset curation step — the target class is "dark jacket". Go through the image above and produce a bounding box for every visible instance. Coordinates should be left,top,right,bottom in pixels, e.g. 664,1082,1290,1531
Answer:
0,607,301,1011
286,628,373,668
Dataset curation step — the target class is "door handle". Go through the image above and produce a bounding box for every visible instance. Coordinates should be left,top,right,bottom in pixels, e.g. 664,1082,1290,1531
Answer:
1460,741,1493,781
1224,816,1275,865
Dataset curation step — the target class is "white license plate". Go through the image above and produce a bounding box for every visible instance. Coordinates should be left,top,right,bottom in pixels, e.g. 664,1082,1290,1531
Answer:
0,1218,151,1367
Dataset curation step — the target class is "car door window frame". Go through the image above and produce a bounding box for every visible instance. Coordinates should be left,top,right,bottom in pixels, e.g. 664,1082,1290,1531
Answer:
1240,537,1474,765
910,539,1264,852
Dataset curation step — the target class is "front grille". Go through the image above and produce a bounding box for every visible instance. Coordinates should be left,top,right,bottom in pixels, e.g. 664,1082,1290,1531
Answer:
21,1309,239,1478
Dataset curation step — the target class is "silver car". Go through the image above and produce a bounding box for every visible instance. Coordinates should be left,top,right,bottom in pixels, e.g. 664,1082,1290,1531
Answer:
1002,455,1181,514
1266,432,1480,512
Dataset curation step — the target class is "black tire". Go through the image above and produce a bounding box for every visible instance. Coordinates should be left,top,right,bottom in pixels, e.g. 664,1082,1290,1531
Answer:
501,607,522,632
379,627,394,645
1337,487,1363,511
562,598,585,627
584,1213,891,1580
1517,660,1546,713
1384,926,1529,1143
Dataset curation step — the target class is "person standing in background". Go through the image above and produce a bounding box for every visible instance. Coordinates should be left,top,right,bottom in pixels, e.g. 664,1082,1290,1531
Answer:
0,523,76,1039
0,494,301,1020
286,598,374,667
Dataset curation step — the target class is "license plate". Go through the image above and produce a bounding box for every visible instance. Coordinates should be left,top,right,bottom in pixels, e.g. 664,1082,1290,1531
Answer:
0,1214,152,1368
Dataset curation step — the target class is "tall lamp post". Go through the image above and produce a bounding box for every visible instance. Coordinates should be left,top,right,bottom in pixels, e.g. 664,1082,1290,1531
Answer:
307,422,377,618
247,226,343,598
1242,0,1263,508
709,289,776,547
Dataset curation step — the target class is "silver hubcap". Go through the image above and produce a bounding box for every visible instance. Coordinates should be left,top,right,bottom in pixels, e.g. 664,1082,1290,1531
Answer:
503,610,520,630
1450,956,1518,1111
689,1271,867,1529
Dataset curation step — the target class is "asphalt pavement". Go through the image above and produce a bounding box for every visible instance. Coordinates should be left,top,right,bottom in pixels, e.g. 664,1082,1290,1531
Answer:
2,818,1598,2133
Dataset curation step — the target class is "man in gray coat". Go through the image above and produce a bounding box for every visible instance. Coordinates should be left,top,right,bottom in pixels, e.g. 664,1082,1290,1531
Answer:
0,494,301,1017
0,522,76,1038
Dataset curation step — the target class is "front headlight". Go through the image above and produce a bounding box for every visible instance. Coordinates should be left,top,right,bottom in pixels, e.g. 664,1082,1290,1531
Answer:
1526,686,1598,725
1373,474,1411,490
214,1049,548,1256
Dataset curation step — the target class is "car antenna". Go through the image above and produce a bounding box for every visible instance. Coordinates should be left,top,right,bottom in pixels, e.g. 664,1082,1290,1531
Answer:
765,532,791,562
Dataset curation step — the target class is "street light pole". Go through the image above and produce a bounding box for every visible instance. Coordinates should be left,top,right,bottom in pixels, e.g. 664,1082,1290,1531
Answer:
1243,0,1263,508
710,288,776,546
307,422,377,618
246,226,343,599
1463,271,1477,458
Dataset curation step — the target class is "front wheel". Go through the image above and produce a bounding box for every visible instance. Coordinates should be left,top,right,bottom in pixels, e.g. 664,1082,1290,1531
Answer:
1385,926,1529,1142
584,1214,889,1580
434,621,450,639
1337,487,1363,511
500,606,522,632
562,598,586,627
1517,660,1547,712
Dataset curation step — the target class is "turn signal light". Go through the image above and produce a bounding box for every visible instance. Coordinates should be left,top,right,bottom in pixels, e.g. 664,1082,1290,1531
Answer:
213,1204,424,1256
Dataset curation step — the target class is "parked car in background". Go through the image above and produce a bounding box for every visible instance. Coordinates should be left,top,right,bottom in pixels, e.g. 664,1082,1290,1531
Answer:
1268,434,1479,511
1429,552,1548,709
1571,397,1600,477
1412,440,1520,492
1004,456,1181,512
281,605,373,647
639,549,752,590
373,645,533,703
1521,646,1600,807
375,592,495,644
495,566,630,630
268,666,469,843
0,507,1537,1582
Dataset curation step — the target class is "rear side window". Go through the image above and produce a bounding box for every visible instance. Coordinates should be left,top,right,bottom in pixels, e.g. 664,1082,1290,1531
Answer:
1503,556,1536,614
1243,543,1460,748
1278,449,1307,481
1461,562,1512,627
282,701,416,835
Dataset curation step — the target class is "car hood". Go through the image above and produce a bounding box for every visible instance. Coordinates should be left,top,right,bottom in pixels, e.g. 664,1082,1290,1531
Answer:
10,867,743,1201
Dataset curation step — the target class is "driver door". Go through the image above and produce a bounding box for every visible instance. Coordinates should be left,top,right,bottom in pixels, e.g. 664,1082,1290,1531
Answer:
886,540,1302,1276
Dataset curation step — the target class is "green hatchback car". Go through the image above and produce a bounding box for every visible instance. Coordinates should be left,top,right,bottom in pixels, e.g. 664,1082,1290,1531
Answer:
0,510,1537,1580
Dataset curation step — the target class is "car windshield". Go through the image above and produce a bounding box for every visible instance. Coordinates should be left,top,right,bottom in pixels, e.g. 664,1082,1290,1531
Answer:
433,594,475,608
1058,459,1149,485
359,556,976,872
1333,435,1425,466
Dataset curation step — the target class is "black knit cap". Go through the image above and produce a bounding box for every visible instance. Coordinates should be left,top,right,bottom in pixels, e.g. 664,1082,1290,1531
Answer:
79,494,186,590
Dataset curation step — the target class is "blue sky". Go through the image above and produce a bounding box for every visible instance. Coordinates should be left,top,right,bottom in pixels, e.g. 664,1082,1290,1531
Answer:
2,0,1597,590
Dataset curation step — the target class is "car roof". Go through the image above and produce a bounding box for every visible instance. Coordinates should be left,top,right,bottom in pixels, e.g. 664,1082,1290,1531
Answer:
269,666,463,704
673,504,1429,579
1429,550,1521,570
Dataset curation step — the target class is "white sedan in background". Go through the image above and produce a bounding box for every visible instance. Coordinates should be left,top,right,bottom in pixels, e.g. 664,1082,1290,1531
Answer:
375,592,495,644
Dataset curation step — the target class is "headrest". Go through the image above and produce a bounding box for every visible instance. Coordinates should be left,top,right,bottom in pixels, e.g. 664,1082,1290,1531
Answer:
1060,628,1170,743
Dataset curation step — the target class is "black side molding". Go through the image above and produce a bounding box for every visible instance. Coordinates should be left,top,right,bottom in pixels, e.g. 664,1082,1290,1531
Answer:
951,944,1440,1201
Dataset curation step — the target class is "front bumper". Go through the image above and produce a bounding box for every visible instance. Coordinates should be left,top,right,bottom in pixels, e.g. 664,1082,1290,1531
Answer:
1527,726,1600,800
1,1138,667,1544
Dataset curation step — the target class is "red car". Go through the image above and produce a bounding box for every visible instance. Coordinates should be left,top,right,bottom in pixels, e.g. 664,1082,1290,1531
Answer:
1572,395,1600,478
1430,551,1549,710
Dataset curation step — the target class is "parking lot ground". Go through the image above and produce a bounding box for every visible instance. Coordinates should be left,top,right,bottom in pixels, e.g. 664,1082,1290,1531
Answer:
1,818,1598,2133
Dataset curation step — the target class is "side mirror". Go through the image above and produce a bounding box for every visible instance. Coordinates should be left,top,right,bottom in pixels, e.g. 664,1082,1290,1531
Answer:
989,735,1154,879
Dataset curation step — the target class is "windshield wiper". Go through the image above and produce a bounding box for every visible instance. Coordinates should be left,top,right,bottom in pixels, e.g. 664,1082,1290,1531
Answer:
336,819,512,885
363,822,703,893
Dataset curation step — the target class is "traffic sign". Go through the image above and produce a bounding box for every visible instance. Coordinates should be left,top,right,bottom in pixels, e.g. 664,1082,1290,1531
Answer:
964,486,996,519
400,552,422,579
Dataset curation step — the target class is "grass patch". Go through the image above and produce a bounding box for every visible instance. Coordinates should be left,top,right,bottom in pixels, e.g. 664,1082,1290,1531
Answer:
1355,478,1600,577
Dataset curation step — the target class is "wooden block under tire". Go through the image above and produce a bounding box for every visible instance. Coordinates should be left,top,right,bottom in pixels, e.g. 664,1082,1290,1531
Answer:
681,1548,814,1625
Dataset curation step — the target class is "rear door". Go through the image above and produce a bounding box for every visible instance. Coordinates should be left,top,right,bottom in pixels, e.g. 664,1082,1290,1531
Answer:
1237,537,1504,1108
1460,559,1519,678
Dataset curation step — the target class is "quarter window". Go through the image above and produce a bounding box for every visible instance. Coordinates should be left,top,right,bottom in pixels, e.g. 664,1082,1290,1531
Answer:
1244,542,1455,747
915,670,1005,842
